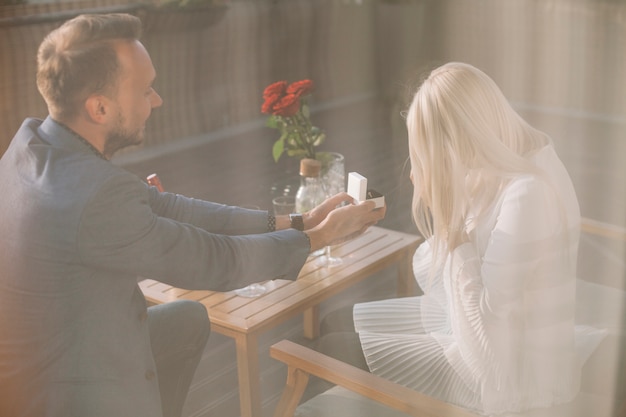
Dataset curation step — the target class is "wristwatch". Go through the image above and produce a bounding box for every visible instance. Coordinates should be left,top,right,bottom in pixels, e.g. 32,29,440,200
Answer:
289,213,304,231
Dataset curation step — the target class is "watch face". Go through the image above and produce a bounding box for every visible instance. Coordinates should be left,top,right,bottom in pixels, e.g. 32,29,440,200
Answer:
289,214,304,231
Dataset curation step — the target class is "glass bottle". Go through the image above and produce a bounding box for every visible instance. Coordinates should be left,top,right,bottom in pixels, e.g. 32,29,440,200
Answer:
295,158,325,213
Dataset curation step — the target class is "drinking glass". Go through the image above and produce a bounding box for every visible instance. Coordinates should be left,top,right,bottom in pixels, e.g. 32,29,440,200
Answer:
316,152,345,267
234,203,273,297
272,196,296,216
235,196,299,297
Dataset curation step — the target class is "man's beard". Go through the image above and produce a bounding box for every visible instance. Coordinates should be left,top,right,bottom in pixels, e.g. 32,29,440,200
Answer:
103,115,144,158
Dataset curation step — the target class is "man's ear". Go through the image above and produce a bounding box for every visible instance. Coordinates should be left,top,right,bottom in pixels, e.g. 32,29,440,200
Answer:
84,95,111,124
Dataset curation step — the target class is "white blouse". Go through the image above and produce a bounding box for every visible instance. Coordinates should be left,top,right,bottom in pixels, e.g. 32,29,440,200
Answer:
353,146,607,415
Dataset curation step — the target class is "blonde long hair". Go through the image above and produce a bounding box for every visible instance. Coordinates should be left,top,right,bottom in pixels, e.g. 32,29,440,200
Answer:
407,62,551,251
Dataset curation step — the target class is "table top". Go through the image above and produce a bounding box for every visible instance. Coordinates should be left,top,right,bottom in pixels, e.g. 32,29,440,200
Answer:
139,226,422,336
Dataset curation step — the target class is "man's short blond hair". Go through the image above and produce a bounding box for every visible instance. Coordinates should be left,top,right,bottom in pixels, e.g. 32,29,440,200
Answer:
36,13,142,121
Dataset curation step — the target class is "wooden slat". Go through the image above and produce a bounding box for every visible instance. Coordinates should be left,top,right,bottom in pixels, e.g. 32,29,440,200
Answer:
270,340,479,417
138,226,422,335
229,230,420,331
581,216,626,242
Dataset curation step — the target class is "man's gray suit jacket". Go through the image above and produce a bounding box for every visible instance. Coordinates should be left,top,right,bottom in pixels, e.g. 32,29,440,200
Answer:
0,117,310,417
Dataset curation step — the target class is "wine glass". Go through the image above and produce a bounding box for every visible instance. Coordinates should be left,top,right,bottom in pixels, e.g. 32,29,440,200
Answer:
316,152,345,267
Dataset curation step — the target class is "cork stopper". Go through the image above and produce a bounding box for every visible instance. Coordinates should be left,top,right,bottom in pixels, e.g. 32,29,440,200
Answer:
299,158,321,178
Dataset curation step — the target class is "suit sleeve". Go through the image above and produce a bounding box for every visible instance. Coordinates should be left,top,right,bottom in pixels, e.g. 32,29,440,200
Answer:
77,172,309,290
145,184,270,235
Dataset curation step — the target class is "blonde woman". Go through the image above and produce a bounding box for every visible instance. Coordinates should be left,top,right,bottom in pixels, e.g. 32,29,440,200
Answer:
317,62,607,415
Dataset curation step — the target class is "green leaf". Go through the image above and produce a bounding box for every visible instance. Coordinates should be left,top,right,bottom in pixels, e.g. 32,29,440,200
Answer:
272,138,284,162
301,104,310,119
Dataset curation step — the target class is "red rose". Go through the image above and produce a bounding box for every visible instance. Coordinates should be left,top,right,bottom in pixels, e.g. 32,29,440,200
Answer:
286,79,313,97
261,93,282,114
263,80,288,99
271,93,300,117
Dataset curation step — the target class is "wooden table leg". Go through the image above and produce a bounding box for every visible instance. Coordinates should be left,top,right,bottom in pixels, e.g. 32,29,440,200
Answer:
235,333,261,417
303,305,320,340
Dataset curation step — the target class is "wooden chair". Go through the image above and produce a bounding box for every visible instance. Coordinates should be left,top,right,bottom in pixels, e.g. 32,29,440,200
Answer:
270,217,626,417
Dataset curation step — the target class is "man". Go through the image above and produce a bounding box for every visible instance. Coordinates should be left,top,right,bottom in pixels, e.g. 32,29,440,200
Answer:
0,13,385,417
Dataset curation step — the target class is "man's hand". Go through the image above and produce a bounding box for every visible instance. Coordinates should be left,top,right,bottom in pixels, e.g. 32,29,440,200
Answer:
303,192,355,230
305,197,386,252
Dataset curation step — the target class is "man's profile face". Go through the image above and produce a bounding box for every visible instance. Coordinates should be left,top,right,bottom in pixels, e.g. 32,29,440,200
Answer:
104,40,162,157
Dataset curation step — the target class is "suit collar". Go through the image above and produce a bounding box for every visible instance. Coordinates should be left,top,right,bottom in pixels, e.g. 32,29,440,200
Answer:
38,116,108,160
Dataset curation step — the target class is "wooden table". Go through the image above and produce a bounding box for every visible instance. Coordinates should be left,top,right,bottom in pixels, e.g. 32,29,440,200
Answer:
139,226,422,417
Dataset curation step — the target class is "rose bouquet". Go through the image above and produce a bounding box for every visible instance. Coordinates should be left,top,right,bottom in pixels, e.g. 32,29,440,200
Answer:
261,79,326,162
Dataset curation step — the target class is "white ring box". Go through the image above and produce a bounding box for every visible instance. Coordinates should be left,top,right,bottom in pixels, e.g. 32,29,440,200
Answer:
347,172,385,208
